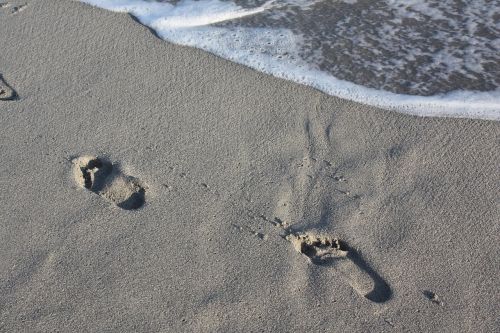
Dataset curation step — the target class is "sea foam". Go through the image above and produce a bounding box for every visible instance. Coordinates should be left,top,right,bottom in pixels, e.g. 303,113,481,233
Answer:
78,0,500,120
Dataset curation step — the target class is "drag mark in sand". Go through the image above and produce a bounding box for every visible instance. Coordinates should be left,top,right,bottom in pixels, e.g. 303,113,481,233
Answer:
267,115,391,303
161,157,390,303
72,156,146,210
134,149,391,303
0,74,17,101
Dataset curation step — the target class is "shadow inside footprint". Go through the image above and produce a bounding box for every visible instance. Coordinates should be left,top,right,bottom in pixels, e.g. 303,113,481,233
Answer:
344,246,392,303
73,156,146,210
287,233,392,303
0,74,17,101
116,182,146,210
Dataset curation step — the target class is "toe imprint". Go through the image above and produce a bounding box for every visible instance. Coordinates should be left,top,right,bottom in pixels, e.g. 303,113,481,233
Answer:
287,233,348,263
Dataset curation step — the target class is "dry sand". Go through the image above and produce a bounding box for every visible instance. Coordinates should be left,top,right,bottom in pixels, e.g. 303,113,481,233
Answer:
0,0,499,332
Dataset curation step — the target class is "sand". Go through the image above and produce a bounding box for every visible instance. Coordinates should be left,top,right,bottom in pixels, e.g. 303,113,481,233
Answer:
0,0,499,332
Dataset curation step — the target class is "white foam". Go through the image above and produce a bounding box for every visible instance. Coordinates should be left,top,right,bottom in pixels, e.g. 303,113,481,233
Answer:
78,0,500,120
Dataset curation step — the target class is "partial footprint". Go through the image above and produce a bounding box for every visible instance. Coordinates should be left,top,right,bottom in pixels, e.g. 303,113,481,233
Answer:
0,2,27,15
0,74,16,101
287,233,392,303
72,156,146,210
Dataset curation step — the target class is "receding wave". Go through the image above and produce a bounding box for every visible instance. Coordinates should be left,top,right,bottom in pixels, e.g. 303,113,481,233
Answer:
79,0,500,120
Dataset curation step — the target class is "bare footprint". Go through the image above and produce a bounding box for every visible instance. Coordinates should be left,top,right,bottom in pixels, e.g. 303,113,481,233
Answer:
0,74,16,101
72,156,146,210
287,233,392,303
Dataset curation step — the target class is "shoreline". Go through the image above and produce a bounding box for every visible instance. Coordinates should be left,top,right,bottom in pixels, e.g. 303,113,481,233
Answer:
0,1,499,332
80,0,500,121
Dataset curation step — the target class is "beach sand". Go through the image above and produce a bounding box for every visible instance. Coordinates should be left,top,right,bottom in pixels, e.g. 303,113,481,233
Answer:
0,0,499,331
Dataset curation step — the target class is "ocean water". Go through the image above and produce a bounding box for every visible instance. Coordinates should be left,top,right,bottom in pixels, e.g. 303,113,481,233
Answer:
79,0,500,120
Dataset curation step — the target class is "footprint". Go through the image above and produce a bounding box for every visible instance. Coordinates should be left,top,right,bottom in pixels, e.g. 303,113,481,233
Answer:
0,74,16,101
286,233,392,303
72,156,146,210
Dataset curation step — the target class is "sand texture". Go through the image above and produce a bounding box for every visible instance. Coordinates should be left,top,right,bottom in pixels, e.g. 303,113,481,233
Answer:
0,1,499,332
